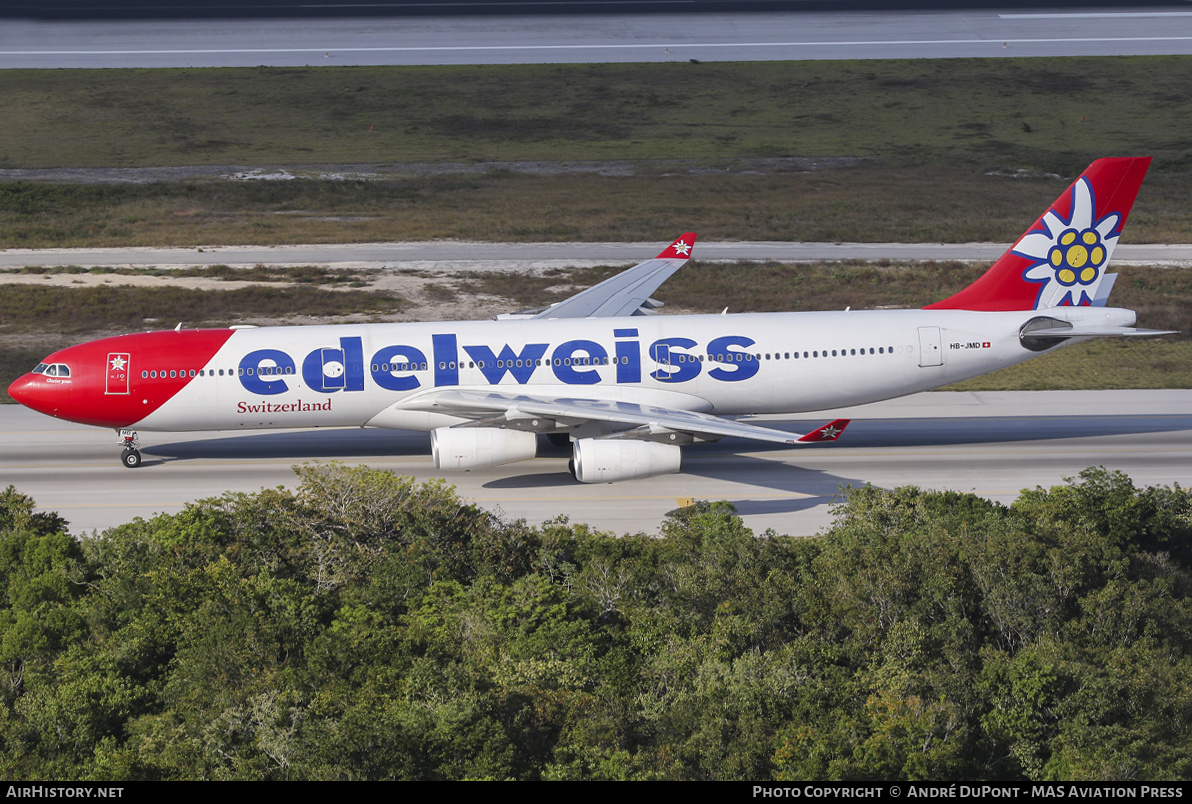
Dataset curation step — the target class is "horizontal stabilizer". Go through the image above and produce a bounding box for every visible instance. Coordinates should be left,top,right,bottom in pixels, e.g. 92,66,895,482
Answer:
1025,326,1177,338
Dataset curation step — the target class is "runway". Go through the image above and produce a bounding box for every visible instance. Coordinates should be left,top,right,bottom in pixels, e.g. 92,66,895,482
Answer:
3,7,1192,68
4,390,1189,537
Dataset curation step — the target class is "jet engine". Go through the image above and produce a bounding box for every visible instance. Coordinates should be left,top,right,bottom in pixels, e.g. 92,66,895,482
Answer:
431,427,537,470
571,438,682,483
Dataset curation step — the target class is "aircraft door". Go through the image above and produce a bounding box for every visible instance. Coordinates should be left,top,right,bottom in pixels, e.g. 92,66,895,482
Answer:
917,327,943,367
319,348,346,391
653,342,672,368
649,341,674,383
105,352,131,395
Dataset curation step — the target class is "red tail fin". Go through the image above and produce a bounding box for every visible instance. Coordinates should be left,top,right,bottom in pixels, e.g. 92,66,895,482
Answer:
927,157,1151,311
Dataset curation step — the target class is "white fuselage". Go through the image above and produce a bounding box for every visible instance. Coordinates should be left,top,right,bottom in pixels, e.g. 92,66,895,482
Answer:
133,305,1134,433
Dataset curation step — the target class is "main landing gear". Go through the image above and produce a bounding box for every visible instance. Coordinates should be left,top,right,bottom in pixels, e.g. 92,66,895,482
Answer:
118,429,142,468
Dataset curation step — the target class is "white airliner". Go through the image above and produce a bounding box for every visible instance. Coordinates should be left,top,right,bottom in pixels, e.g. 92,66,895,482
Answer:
9,157,1169,482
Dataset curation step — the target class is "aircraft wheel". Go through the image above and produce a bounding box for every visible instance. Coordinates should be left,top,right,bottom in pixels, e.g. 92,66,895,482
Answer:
567,458,577,479
121,449,142,469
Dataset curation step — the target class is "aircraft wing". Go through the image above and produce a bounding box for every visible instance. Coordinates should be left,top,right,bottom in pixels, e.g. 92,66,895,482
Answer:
498,233,697,320
411,389,849,446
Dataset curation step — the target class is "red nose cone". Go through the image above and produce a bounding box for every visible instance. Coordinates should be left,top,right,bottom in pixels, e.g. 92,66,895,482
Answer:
8,374,65,418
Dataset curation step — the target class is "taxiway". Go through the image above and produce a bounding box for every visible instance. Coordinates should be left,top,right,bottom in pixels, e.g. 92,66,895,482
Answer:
3,242,1191,271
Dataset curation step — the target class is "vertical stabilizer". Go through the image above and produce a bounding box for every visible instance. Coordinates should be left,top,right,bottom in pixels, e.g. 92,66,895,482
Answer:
927,157,1151,311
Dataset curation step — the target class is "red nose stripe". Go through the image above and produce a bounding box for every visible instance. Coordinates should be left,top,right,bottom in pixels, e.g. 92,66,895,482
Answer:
10,329,234,428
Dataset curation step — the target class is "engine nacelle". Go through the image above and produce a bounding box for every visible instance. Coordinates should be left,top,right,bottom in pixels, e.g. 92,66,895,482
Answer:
572,439,682,483
431,427,537,470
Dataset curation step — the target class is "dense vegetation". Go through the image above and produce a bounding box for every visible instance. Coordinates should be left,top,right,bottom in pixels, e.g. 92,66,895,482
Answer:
1,465,1190,780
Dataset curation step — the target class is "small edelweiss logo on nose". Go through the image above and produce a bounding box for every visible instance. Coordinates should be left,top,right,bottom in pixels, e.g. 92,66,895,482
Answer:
1048,228,1106,287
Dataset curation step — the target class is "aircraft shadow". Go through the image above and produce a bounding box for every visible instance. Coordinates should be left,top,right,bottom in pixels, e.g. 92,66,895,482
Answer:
146,428,430,462
484,452,864,525
486,434,868,518
484,412,1192,522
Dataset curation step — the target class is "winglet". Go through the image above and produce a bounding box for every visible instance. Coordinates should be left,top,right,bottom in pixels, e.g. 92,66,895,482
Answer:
657,233,697,259
797,418,850,443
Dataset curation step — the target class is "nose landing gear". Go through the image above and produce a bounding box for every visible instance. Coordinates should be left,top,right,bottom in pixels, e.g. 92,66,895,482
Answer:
118,430,142,468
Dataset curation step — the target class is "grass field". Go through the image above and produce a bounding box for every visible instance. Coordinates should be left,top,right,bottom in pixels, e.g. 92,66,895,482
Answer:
2,57,1192,247
3,165,1192,248
3,58,1191,170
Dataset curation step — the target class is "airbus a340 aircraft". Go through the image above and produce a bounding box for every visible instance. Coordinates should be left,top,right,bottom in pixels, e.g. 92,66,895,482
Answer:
9,157,1169,482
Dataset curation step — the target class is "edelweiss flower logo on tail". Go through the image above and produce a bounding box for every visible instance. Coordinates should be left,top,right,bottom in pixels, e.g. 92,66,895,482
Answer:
1013,176,1121,308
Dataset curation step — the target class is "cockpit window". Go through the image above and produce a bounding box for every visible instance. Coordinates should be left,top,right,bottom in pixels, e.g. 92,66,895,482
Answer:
45,365,58,376
32,363,48,374
57,365,70,377
37,363,70,377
